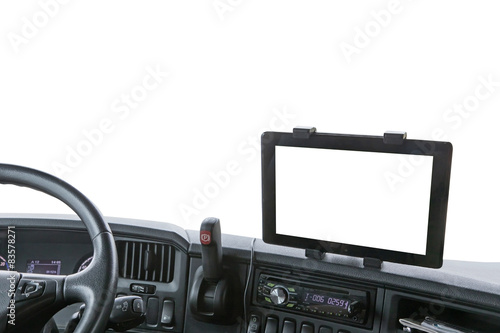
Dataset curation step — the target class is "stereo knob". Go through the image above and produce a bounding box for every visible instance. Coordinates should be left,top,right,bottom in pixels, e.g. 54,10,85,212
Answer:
269,286,288,305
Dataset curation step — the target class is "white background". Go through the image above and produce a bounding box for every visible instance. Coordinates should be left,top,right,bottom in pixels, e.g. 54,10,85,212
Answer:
1,1,499,262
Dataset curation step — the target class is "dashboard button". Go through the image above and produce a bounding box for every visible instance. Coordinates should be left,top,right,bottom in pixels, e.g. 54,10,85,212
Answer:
161,300,174,326
264,316,278,333
300,324,314,333
146,297,159,326
247,314,261,333
131,284,145,293
132,298,144,313
319,327,333,333
282,320,295,333
130,283,156,294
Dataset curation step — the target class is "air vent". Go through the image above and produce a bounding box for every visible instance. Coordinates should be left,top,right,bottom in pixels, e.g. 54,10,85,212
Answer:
117,241,175,283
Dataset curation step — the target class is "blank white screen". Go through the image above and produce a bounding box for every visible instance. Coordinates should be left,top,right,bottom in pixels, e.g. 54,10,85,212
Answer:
275,146,433,255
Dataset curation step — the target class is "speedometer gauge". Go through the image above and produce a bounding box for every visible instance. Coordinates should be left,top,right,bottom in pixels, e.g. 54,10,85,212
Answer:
0,255,10,270
75,255,93,273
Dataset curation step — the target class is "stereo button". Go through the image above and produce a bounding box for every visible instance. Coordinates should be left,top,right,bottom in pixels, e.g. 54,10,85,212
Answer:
347,301,363,317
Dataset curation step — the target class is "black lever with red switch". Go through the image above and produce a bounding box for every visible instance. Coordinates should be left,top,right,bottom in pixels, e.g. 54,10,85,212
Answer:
189,217,242,324
200,217,223,282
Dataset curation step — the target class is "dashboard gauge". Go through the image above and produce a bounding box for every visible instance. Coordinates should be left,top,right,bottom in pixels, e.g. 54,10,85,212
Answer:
75,255,93,273
0,255,9,270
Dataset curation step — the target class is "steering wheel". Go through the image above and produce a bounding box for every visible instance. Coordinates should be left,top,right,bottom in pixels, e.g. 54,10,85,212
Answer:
0,164,118,333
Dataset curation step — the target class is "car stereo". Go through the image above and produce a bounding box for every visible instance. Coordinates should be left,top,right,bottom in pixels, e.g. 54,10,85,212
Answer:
261,128,453,268
255,273,372,326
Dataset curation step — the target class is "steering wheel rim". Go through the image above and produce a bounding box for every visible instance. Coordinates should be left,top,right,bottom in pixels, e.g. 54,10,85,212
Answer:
0,163,118,333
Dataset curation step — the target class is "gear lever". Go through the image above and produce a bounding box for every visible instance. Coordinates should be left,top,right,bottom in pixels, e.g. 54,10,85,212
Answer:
189,217,241,324
200,217,223,282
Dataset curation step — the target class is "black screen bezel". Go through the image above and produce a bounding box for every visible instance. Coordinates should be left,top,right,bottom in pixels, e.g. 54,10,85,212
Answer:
261,131,453,268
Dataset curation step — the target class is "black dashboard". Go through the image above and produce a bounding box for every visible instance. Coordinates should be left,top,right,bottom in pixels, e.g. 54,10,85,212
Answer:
1,214,500,333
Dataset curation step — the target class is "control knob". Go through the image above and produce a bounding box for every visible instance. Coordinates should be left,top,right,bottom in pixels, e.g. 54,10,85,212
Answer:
269,286,288,305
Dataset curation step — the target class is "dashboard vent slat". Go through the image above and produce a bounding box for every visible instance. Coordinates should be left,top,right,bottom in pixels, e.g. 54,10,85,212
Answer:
118,241,175,283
